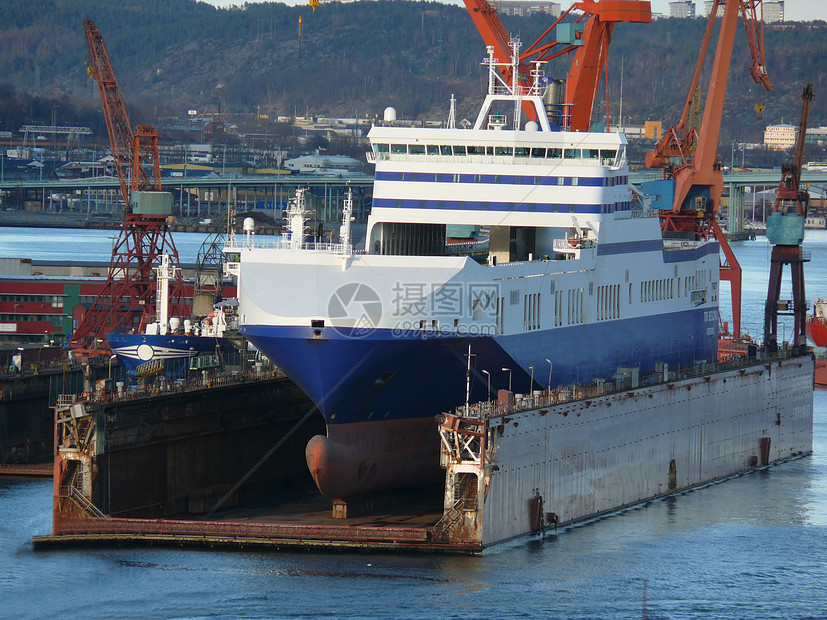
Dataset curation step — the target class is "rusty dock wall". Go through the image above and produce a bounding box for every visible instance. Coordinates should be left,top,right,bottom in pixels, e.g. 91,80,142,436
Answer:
54,373,322,523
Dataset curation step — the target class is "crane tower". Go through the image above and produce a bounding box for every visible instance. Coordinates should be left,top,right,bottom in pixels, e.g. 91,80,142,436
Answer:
69,20,188,351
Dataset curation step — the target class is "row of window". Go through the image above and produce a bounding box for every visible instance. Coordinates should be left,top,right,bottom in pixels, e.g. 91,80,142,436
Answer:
376,171,629,187
416,273,711,335
374,143,620,162
524,293,542,331
641,278,675,303
597,284,622,321
640,271,716,305
0,294,63,306
567,288,584,326
554,288,588,326
0,334,49,343
78,295,195,306
0,314,65,326
374,198,618,215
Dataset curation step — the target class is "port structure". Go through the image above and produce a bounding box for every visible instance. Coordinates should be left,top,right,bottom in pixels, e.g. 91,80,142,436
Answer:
645,0,774,339
463,0,651,131
70,20,186,352
38,351,813,555
764,84,815,353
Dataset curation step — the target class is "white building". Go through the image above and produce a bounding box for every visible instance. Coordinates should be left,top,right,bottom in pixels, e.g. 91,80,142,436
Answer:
493,0,561,17
703,0,782,21
283,153,364,176
669,1,695,18
764,123,796,150
763,1,784,23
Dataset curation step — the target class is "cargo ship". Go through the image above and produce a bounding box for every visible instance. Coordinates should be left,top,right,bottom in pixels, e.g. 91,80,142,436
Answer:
227,43,723,500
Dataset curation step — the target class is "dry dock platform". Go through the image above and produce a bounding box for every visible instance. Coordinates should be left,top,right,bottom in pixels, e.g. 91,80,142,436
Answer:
32,351,815,555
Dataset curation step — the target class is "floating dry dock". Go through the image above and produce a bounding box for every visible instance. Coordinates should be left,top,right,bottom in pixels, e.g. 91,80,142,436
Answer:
34,351,814,554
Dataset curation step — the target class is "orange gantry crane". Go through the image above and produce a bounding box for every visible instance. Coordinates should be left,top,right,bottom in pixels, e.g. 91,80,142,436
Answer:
69,19,187,351
645,0,774,338
463,0,651,131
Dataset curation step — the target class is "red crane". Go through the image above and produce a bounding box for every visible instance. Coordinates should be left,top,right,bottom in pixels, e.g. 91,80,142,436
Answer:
70,20,187,351
645,0,774,338
463,0,651,131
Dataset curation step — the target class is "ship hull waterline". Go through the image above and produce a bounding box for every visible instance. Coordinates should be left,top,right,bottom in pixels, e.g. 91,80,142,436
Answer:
243,307,717,499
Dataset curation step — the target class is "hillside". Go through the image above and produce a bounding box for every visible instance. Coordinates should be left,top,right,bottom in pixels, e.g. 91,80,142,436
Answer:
0,0,825,147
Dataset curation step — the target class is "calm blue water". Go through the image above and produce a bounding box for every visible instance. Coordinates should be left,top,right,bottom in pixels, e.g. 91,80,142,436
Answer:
1,228,826,619
0,227,214,265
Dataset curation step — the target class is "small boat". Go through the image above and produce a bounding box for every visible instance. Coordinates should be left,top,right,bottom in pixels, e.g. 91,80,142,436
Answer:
107,255,241,381
805,298,827,347
106,303,240,381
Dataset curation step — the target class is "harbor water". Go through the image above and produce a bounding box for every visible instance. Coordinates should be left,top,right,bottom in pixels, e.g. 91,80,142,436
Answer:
1,227,826,619
0,226,216,265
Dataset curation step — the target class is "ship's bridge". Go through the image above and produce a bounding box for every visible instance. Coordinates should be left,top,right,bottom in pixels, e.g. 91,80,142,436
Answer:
367,127,626,169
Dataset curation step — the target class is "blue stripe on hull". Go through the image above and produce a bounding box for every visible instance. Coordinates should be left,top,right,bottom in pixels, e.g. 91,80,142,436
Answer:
241,307,716,426
106,334,238,379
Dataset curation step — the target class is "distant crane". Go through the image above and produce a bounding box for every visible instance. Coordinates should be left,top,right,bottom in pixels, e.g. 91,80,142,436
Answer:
463,0,651,131
764,84,814,353
644,0,774,338
69,19,187,351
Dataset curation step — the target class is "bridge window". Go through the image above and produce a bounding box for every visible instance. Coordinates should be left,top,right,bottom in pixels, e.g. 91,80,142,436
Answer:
427,145,439,155
409,144,425,155
548,148,562,158
391,144,407,154
564,148,581,159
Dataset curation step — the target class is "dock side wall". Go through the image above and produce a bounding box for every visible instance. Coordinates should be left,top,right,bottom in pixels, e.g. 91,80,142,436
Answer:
480,356,814,547
93,377,322,519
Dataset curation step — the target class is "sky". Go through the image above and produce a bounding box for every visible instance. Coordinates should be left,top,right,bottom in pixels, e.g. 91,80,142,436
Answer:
200,0,827,22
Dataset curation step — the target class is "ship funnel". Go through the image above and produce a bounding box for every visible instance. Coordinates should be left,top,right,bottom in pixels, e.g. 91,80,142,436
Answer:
545,78,566,128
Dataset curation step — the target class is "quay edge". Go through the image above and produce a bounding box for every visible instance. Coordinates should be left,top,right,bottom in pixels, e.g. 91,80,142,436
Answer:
33,351,814,554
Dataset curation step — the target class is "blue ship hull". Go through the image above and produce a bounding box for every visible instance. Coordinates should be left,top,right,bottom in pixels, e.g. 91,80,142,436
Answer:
241,308,716,498
106,333,239,381
242,306,716,426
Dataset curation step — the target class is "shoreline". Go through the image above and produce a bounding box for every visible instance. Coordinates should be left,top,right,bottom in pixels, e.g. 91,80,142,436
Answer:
0,211,279,235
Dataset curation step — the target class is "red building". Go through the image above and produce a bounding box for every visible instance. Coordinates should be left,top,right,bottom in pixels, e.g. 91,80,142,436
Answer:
0,274,235,345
